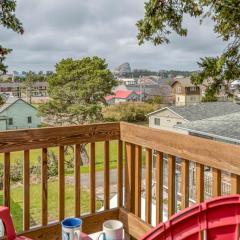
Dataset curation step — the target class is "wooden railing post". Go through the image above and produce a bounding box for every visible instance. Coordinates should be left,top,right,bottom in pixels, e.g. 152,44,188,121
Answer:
168,155,176,218
181,159,189,209
3,152,10,208
231,173,240,194
212,168,221,197
125,143,135,213
196,163,204,203
104,141,110,210
145,148,152,224
58,146,65,221
23,150,30,230
156,152,163,224
117,140,123,207
134,145,142,218
90,143,96,214
41,148,48,226
74,144,81,217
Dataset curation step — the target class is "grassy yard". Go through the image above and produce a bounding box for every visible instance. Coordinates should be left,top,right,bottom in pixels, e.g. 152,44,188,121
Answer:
0,181,101,232
0,141,119,174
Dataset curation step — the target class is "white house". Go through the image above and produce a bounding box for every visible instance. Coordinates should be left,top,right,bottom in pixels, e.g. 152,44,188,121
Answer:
0,97,41,131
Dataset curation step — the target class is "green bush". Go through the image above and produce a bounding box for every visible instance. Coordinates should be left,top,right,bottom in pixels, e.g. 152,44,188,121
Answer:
102,102,156,122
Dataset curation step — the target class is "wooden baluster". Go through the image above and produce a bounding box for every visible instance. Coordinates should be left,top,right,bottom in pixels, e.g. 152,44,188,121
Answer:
145,148,152,224
181,159,189,210
41,148,48,226
135,145,142,217
117,140,123,207
104,141,110,210
212,168,221,197
90,143,96,214
156,151,163,224
23,150,30,230
168,155,176,218
196,163,204,203
75,144,81,217
58,146,65,221
4,152,10,208
125,143,135,213
231,173,240,194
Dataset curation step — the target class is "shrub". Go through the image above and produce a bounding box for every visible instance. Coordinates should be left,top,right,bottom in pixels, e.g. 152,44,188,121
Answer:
10,159,23,182
102,102,157,122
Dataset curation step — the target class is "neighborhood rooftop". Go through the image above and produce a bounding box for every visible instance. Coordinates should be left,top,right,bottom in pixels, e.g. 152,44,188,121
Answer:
147,102,240,121
176,112,240,143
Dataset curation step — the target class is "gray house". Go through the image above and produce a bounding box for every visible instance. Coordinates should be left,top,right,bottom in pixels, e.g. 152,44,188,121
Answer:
176,112,240,144
0,97,41,131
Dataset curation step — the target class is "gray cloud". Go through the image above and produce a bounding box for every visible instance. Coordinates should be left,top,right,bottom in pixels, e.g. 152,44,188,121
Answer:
0,0,227,72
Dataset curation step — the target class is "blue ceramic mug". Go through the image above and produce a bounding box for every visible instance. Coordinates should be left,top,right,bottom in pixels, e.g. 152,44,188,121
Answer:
61,217,82,240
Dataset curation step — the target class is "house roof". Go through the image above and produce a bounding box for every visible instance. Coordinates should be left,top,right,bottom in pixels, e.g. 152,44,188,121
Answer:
176,112,240,143
0,97,37,113
105,90,141,101
171,77,195,87
147,85,172,96
147,102,240,121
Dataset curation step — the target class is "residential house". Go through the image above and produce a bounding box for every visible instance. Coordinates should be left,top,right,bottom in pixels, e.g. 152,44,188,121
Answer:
171,77,201,106
201,78,229,101
105,90,142,104
176,112,240,145
146,85,173,104
0,82,48,103
0,82,21,97
147,102,240,133
118,78,137,86
0,97,41,131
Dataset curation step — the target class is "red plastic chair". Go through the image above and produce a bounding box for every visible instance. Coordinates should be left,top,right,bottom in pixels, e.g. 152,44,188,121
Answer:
141,195,240,240
0,206,32,240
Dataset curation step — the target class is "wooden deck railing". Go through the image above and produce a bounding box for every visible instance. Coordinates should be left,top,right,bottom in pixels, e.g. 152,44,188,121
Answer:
0,122,240,239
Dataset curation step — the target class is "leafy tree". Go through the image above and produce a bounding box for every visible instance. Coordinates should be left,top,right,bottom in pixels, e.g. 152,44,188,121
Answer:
39,57,117,165
39,57,117,125
137,0,240,97
0,0,24,74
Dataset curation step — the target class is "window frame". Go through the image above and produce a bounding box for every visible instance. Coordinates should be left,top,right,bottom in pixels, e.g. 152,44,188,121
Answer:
27,116,32,124
154,117,160,126
8,118,13,125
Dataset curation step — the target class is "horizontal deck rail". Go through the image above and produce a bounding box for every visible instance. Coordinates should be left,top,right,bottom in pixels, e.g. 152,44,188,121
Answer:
0,122,240,239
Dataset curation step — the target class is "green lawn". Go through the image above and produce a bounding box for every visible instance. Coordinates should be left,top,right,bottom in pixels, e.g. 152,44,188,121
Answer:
0,141,119,174
0,181,101,232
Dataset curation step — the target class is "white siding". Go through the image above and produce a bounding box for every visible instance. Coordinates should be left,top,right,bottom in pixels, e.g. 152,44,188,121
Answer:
148,108,188,134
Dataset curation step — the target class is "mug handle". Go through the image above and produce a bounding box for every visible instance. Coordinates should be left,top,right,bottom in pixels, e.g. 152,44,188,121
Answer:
97,232,106,240
74,230,81,240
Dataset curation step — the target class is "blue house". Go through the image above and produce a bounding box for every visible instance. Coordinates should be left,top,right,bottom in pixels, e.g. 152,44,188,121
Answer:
0,97,41,131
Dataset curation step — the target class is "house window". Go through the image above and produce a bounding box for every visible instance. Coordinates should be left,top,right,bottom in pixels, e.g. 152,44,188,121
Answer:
28,116,32,124
190,86,196,92
154,118,160,126
176,87,181,94
8,118,13,125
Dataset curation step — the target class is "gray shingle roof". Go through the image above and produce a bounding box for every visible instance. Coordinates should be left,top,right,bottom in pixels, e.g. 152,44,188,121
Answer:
171,77,195,87
176,112,240,143
168,102,240,121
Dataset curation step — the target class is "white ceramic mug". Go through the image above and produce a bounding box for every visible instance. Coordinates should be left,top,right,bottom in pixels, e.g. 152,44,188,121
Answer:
98,220,123,240
61,217,82,240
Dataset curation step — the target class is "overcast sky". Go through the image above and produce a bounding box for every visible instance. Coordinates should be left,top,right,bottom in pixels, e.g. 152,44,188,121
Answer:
1,0,226,73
